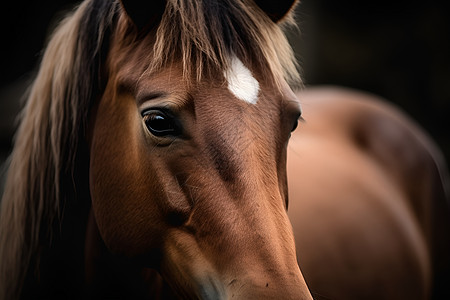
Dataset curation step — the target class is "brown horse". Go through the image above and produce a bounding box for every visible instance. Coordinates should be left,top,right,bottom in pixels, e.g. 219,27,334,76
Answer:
0,0,448,299
0,0,309,299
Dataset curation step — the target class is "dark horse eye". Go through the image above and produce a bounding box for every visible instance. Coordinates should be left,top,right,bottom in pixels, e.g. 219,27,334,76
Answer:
291,119,299,132
143,110,181,137
291,112,303,133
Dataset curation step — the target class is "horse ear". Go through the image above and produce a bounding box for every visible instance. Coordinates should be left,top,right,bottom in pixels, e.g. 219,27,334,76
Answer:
255,0,299,22
119,0,166,31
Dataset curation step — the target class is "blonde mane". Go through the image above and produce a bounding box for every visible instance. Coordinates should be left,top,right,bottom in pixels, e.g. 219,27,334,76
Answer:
0,0,300,298
0,1,118,297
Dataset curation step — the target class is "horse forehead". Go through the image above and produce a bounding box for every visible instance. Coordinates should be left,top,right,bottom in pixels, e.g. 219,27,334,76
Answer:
224,56,260,105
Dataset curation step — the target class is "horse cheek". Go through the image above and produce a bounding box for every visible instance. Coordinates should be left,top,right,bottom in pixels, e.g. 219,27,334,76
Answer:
88,96,165,256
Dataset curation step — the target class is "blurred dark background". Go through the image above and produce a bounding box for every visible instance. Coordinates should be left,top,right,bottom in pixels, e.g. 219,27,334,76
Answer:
0,0,449,168
290,0,450,166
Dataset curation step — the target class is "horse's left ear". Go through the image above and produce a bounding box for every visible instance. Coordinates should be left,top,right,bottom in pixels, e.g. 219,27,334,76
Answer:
119,0,166,31
255,0,299,22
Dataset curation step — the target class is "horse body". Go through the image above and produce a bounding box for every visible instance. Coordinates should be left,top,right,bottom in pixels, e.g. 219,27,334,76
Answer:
288,87,449,299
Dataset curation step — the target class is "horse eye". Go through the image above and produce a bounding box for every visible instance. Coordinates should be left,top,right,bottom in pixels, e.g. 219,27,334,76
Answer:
143,110,181,137
291,119,299,132
291,113,303,133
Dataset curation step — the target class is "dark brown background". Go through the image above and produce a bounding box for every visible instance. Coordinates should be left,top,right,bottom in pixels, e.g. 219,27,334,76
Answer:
1,0,449,170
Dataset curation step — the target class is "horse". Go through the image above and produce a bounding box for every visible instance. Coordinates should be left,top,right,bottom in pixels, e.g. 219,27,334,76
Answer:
0,0,309,298
0,0,448,299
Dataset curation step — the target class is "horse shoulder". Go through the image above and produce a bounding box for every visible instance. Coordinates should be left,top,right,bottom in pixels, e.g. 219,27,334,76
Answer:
324,87,450,299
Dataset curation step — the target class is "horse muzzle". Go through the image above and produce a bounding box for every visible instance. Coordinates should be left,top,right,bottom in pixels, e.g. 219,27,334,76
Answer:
158,229,313,299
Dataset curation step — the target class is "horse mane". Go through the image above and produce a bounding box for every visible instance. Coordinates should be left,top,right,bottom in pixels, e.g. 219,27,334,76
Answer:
0,1,118,297
0,0,300,298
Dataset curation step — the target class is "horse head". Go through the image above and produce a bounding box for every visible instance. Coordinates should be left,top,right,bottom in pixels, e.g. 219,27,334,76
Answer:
0,0,312,298
87,0,310,298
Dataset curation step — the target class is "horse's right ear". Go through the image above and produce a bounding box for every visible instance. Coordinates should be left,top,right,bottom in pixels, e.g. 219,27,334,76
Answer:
119,0,166,31
255,0,299,22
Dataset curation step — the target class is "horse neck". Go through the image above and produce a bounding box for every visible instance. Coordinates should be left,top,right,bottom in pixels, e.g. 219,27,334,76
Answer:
0,140,91,298
21,160,91,298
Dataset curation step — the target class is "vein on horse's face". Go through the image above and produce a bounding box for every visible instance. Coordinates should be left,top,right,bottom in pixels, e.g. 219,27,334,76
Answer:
224,56,260,105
